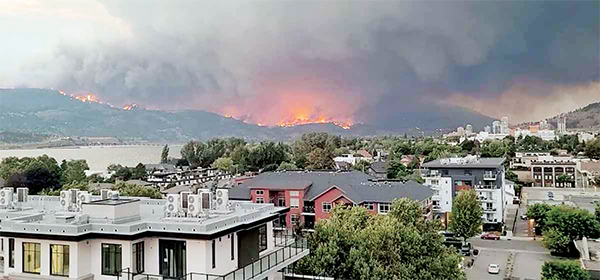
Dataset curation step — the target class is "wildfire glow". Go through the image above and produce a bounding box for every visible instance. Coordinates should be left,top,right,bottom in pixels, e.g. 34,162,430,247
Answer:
123,104,139,111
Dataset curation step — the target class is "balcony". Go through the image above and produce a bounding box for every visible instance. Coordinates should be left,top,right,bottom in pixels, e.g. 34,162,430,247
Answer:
483,173,497,180
302,205,315,215
432,205,442,211
478,196,493,201
484,208,497,213
422,170,441,177
117,235,309,280
474,184,500,190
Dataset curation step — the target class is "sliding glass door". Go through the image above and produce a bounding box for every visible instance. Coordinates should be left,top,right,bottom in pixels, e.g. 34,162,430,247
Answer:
159,240,186,279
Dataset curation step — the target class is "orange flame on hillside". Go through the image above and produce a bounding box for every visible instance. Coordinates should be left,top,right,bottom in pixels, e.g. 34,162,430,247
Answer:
123,104,139,111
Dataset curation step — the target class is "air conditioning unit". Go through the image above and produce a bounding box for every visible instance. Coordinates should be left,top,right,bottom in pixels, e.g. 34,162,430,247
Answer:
166,194,180,216
100,189,110,200
108,190,120,200
70,189,79,205
187,194,201,216
199,189,212,211
180,191,192,210
60,190,71,210
77,191,92,206
16,188,28,203
0,188,13,208
215,189,229,211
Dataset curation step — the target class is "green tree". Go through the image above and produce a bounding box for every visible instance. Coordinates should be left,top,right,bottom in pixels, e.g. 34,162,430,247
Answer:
556,174,570,184
527,203,553,233
295,199,466,280
542,228,571,255
449,190,484,241
538,205,600,254
585,137,600,160
161,144,169,163
212,157,234,173
277,162,298,171
306,148,334,169
541,260,589,280
387,159,408,179
60,159,90,185
180,140,208,168
480,140,506,157
115,183,162,199
352,160,371,173
131,163,147,179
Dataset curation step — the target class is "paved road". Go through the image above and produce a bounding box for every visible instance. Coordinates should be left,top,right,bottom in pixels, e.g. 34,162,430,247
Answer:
467,239,550,280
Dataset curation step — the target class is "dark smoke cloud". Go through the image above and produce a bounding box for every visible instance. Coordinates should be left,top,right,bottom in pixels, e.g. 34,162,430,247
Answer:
14,0,600,124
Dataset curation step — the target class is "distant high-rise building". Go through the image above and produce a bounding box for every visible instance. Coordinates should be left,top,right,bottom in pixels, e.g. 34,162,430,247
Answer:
465,124,473,135
457,126,465,136
492,120,501,134
557,114,567,134
500,117,509,134
484,126,491,133
539,120,549,130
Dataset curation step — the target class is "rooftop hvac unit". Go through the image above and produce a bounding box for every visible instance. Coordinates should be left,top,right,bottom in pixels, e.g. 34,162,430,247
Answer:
166,194,180,216
0,188,13,208
16,188,28,203
59,190,72,210
180,191,192,210
199,189,212,211
215,189,229,211
187,194,201,216
70,189,79,204
100,189,110,200
77,191,92,206
108,191,120,200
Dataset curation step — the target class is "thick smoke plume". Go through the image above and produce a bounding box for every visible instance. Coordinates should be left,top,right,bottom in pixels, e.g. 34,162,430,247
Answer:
4,0,599,125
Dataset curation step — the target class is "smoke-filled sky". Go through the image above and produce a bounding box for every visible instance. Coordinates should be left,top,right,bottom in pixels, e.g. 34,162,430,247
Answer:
0,0,598,125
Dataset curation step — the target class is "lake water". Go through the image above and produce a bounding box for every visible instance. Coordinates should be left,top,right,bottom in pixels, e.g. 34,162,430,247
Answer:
0,145,183,173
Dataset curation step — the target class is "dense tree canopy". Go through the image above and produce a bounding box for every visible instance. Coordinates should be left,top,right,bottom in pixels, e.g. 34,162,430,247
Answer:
541,260,589,280
161,144,169,163
295,199,466,280
60,159,89,185
585,137,600,160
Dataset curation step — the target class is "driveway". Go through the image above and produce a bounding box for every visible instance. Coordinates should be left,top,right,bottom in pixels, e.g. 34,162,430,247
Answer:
467,239,551,280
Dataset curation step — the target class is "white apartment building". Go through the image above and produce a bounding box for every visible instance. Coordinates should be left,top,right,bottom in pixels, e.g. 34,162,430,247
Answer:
0,188,306,280
422,157,509,231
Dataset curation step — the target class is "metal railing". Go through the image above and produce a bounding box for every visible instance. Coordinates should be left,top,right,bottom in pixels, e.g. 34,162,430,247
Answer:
302,205,315,213
474,184,500,190
117,234,308,280
483,173,497,180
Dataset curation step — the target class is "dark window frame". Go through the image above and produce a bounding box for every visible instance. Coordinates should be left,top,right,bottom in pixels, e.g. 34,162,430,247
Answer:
101,243,122,276
133,241,144,274
212,240,216,269
50,244,70,277
231,234,235,260
8,238,14,268
258,225,268,252
22,242,41,274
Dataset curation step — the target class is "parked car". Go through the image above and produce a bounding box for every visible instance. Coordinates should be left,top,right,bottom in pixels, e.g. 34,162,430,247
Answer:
461,241,472,256
481,233,501,240
488,264,500,274
548,192,554,200
513,198,520,204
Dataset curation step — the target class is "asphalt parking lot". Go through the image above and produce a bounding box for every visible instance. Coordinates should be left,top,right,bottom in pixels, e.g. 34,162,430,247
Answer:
467,239,551,280
523,187,599,213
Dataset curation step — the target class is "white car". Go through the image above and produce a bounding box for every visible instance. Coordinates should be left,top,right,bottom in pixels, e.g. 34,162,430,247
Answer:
488,264,500,274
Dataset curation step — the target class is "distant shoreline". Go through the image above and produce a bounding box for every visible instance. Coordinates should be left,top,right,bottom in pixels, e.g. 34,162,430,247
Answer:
0,142,179,151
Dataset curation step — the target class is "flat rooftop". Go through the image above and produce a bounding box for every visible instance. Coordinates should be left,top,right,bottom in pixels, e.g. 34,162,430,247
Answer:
422,157,505,169
0,195,286,241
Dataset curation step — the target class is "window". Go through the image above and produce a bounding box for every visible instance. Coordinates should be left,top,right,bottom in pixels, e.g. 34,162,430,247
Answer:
431,179,439,185
50,244,69,277
363,203,375,211
212,240,216,269
23,242,41,274
132,242,144,274
258,225,267,252
290,214,298,225
231,234,235,260
322,202,332,213
278,197,286,207
289,191,300,197
9,238,14,268
256,197,264,204
255,190,264,195
102,244,122,276
290,198,299,209
379,203,391,214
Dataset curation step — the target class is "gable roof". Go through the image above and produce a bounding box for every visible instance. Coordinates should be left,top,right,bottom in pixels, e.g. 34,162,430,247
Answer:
231,170,432,204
